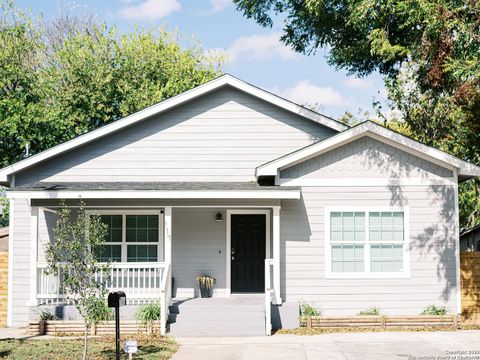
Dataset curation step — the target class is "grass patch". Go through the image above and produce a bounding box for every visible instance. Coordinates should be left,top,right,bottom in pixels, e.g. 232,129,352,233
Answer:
274,325,480,336
0,334,176,359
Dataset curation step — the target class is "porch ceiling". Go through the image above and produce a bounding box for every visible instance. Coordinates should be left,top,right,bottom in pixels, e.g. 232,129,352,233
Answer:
7,182,301,200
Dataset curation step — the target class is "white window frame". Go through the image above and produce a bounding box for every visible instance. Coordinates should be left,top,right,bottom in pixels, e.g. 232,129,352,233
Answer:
325,206,410,279
87,209,164,263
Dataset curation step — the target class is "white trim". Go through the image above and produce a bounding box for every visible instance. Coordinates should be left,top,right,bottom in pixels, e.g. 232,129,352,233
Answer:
324,206,411,279
163,206,172,266
272,206,281,304
0,74,346,183
453,169,461,314
226,209,271,296
278,177,456,187
7,189,301,200
29,206,38,306
7,198,14,327
257,121,480,178
86,209,164,262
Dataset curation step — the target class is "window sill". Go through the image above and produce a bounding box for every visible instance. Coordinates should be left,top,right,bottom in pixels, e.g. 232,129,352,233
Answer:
325,272,411,279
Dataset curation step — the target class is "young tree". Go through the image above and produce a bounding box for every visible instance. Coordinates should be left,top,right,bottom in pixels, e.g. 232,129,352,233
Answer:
45,201,109,360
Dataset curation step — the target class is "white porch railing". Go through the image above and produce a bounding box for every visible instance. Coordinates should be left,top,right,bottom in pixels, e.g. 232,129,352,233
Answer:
37,262,168,305
160,262,171,335
264,258,274,336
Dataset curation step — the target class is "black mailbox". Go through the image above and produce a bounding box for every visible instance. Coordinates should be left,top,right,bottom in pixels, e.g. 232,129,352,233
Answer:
108,291,126,308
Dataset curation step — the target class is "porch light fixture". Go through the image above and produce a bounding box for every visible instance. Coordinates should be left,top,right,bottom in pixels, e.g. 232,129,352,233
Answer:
215,212,223,222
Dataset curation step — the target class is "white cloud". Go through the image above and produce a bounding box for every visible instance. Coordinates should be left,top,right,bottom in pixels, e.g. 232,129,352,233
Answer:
118,0,181,21
343,77,374,90
207,0,232,14
226,33,297,63
277,80,347,107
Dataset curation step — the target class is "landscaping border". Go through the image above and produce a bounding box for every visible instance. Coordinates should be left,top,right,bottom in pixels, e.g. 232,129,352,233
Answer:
300,315,460,330
28,320,161,336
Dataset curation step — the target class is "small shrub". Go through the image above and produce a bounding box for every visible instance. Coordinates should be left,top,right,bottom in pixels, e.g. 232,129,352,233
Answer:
36,309,58,321
299,302,321,318
358,307,381,316
136,303,162,325
85,298,113,325
421,305,447,316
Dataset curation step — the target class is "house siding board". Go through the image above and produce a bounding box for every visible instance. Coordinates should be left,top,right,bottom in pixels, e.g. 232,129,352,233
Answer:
15,87,335,185
280,184,458,315
11,198,32,327
172,208,226,298
280,137,454,180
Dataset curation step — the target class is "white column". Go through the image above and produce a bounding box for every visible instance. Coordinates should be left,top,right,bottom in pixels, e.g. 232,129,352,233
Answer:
453,168,461,314
164,206,172,265
7,198,15,327
29,206,38,306
272,206,282,305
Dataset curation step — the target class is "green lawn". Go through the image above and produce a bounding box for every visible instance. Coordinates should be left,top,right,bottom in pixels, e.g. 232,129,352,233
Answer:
0,334,177,360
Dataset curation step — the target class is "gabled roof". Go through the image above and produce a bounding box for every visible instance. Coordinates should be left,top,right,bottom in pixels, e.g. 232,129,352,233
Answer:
256,121,480,180
0,74,347,185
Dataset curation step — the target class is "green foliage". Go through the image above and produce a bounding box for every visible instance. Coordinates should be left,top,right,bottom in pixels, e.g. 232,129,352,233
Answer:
358,307,381,316
36,309,58,321
85,298,113,325
0,190,8,227
0,0,223,168
136,303,162,325
45,200,109,359
234,0,480,229
299,302,321,318
421,305,447,316
196,274,215,289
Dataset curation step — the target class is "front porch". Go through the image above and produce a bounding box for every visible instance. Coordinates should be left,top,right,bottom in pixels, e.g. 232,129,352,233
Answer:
13,183,300,334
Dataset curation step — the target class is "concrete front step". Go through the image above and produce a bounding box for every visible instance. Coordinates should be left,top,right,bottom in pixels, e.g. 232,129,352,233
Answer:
168,296,266,337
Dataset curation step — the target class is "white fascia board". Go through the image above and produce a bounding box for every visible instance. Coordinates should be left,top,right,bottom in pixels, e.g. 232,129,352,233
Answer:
0,74,347,183
6,189,301,200
256,121,480,178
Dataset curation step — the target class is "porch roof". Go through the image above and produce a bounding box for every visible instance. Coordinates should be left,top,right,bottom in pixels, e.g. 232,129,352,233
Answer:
6,182,301,200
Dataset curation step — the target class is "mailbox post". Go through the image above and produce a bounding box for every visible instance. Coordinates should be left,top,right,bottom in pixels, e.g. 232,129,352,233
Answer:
108,291,126,360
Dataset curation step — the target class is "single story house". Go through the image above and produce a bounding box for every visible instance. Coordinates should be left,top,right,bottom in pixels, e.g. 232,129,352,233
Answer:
1,75,479,335
460,225,480,252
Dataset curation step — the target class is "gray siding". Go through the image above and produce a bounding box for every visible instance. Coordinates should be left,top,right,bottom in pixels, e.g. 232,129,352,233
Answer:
16,87,335,185
172,208,227,298
280,137,454,180
11,198,32,327
280,185,458,315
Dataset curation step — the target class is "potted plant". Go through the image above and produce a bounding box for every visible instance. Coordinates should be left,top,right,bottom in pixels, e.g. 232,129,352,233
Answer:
196,274,215,298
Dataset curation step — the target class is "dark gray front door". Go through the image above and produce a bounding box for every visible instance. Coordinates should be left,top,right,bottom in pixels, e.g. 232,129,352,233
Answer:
231,214,266,293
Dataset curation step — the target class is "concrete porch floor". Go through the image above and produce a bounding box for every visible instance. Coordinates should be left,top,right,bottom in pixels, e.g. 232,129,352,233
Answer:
172,330,480,360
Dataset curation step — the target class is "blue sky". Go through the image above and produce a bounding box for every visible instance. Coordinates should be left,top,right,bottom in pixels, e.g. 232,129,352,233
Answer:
16,0,389,119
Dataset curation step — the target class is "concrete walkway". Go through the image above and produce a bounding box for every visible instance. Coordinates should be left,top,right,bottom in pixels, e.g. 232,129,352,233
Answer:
172,330,480,360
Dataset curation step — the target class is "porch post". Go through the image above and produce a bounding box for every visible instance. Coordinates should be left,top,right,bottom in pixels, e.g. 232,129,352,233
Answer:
29,206,38,306
164,206,172,265
272,206,282,305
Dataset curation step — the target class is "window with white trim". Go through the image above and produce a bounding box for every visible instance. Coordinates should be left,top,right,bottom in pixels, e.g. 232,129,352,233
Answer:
94,211,162,263
328,210,407,274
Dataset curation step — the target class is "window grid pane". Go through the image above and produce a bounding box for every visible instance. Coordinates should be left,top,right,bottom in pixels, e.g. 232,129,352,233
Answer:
369,212,404,242
127,245,158,262
331,244,364,272
96,244,122,262
330,212,366,242
99,215,123,243
126,215,159,243
370,244,403,272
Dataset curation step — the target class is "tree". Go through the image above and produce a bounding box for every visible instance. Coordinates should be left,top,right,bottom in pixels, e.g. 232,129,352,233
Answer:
234,0,480,228
45,201,109,360
0,0,223,167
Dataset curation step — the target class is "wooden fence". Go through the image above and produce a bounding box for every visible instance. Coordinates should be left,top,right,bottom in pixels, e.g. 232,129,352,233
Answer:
0,252,7,327
301,315,460,330
460,252,480,324
28,320,161,336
